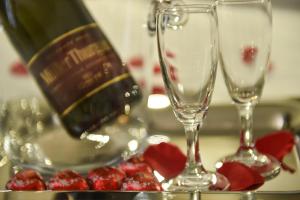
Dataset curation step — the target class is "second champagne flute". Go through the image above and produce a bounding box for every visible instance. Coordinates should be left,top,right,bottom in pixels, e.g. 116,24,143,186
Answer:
216,0,281,179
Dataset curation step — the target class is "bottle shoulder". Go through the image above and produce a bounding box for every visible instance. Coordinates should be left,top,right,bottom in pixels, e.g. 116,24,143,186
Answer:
0,0,95,61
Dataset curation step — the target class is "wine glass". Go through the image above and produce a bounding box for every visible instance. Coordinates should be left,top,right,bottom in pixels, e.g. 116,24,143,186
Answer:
216,0,280,179
156,3,229,191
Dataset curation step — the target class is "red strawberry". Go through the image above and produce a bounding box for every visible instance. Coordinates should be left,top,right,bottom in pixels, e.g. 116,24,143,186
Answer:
121,173,162,191
87,166,126,190
119,159,153,177
242,46,258,65
6,169,46,191
47,170,89,190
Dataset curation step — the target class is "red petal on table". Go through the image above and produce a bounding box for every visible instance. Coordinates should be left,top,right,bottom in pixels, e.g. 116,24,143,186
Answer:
242,46,258,65
129,56,144,68
166,50,176,58
143,142,186,180
153,64,161,74
217,162,264,191
255,130,295,173
151,86,165,94
10,61,28,76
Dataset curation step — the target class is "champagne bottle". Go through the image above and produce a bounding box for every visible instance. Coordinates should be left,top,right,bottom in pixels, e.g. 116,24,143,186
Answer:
0,0,142,138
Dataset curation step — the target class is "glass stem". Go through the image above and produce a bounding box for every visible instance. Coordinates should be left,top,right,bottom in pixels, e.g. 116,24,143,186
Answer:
237,104,255,151
183,122,205,173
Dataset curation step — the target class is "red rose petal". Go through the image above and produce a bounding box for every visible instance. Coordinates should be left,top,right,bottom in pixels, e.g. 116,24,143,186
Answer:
153,64,161,74
255,130,295,173
129,56,144,68
242,46,258,65
10,61,28,76
143,142,186,180
151,86,165,94
166,51,176,58
255,131,295,161
217,162,264,191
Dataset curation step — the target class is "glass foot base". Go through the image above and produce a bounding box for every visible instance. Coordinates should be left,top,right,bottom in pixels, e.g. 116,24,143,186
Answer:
162,171,230,192
216,149,281,180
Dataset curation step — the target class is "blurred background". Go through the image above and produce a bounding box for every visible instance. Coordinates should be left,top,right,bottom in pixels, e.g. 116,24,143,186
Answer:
0,0,299,104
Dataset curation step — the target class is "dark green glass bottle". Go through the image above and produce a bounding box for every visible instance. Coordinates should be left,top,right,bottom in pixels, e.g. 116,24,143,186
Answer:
0,0,142,138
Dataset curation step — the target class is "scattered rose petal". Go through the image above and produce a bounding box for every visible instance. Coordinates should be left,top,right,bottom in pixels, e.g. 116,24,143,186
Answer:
151,86,165,94
255,130,295,173
143,142,186,180
166,51,176,58
217,162,264,191
153,64,161,74
10,61,28,76
242,46,258,65
129,56,144,68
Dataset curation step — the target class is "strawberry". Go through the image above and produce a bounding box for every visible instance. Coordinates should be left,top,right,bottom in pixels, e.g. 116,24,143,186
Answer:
47,170,89,190
6,169,46,191
121,173,162,191
87,166,126,190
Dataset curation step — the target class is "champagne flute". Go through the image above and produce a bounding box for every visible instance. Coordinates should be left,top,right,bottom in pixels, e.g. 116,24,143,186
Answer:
156,3,229,191
216,0,281,179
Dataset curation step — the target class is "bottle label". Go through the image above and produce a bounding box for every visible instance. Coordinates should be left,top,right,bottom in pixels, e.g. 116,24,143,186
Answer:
28,23,130,116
